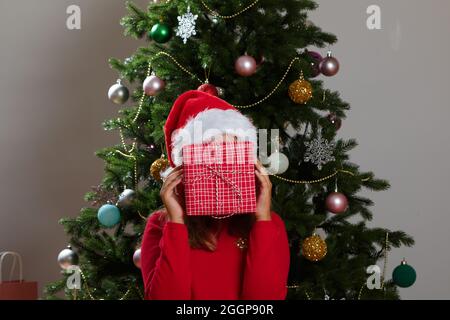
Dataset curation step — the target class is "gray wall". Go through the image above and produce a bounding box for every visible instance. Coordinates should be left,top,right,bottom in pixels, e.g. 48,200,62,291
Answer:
0,0,448,299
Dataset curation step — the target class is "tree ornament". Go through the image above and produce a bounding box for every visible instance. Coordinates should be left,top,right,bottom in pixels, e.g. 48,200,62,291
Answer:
133,248,141,269
326,113,342,130
57,245,79,270
97,204,121,228
288,71,313,104
326,192,348,214
306,50,323,63
143,74,165,96
235,55,257,77
306,50,323,78
216,87,225,98
116,189,136,208
320,51,340,77
310,63,321,78
176,6,198,44
265,151,289,174
302,234,327,262
392,259,417,288
108,79,129,105
145,143,157,155
150,155,170,181
206,13,219,24
304,127,335,170
149,22,171,43
197,83,218,97
255,54,265,66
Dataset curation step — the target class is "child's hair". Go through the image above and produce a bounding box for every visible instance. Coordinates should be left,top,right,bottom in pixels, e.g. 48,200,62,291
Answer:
159,210,256,251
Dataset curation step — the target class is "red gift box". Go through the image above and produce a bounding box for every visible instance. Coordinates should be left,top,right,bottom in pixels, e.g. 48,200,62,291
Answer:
182,141,256,216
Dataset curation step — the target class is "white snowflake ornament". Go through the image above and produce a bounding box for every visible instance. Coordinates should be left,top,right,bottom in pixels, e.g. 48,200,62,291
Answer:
176,6,198,44
304,127,335,170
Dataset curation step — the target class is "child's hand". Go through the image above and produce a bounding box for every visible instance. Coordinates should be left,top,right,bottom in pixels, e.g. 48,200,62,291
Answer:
160,166,184,224
255,162,272,221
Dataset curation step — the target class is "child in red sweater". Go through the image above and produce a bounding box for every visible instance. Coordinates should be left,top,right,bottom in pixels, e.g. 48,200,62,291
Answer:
140,91,290,300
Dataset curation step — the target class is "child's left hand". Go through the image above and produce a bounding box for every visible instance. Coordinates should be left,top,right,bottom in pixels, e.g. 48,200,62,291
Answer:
255,161,272,221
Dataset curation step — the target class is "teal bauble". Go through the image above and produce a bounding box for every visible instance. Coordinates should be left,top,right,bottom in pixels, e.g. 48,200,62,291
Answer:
392,259,417,288
149,23,171,43
97,204,121,228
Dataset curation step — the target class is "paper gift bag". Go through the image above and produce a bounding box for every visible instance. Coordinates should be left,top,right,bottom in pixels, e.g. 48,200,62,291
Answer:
0,251,38,300
182,141,256,216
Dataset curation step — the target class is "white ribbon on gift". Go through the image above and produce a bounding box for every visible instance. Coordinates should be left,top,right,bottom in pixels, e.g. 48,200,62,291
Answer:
0,251,24,283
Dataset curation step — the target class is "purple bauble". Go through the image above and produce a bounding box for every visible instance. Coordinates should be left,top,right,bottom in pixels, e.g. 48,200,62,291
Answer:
320,51,340,77
306,50,323,78
143,75,165,96
235,55,257,77
146,144,157,154
307,50,323,63
133,248,141,269
310,62,321,78
326,113,342,130
326,192,348,214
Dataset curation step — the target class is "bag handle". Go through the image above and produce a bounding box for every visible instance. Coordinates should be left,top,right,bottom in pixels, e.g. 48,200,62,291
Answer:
0,251,24,283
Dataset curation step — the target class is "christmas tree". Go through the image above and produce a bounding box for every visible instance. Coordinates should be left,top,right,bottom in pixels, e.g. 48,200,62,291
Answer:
46,0,414,300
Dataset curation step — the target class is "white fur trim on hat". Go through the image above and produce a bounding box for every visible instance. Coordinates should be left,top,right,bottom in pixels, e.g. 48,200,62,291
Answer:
170,108,257,166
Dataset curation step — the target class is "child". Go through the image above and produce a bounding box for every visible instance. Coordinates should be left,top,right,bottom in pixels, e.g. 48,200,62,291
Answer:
140,90,290,300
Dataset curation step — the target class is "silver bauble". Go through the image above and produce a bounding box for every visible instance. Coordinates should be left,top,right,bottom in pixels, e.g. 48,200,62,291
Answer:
57,245,79,270
133,248,141,269
117,189,136,208
108,79,129,105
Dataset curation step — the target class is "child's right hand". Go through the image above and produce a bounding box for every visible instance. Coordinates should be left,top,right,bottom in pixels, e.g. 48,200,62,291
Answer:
160,166,184,224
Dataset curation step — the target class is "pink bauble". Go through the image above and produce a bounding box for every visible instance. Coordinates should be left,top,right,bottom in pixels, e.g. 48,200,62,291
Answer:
133,248,141,269
320,52,340,77
197,83,219,97
326,113,342,130
235,55,257,77
326,192,348,214
143,75,165,96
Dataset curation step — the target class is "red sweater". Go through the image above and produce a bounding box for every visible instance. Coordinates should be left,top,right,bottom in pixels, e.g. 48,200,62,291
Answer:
140,210,290,300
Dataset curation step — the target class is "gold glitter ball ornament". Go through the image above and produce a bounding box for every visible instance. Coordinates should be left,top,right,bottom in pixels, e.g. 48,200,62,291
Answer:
302,234,327,262
288,71,313,104
150,157,169,181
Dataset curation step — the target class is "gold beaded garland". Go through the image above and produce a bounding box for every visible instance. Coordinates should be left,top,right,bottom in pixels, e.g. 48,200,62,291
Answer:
150,156,169,181
288,71,313,104
302,234,327,262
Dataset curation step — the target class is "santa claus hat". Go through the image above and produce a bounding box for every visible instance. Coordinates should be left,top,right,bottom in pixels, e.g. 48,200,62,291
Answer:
163,90,257,170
